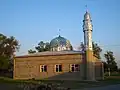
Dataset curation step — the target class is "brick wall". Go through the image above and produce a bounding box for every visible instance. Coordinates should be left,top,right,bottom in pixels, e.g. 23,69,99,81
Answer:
14,53,103,80
14,54,83,80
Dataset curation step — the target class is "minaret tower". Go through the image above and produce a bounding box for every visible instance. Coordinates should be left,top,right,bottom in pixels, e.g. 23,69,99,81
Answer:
83,11,93,51
83,10,95,80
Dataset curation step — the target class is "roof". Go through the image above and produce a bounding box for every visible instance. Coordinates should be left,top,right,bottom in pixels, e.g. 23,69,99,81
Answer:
15,50,83,58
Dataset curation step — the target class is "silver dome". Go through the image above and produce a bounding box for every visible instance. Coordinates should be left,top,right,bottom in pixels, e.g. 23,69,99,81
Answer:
50,35,72,50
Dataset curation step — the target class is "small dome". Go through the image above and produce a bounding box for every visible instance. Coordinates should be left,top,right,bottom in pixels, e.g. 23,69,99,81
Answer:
50,35,72,51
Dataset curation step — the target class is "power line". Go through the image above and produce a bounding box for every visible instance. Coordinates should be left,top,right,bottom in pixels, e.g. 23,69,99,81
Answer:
99,45,120,47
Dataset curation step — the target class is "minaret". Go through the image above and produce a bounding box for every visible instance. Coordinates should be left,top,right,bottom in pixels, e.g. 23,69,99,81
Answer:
83,11,93,51
83,10,95,80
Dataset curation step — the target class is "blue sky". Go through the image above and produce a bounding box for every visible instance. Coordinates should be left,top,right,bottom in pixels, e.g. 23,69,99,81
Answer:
0,0,120,66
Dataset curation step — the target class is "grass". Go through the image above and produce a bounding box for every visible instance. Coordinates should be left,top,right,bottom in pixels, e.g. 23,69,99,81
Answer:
104,72,120,76
0,77,38,84
59,78,120,89
0,74,120,90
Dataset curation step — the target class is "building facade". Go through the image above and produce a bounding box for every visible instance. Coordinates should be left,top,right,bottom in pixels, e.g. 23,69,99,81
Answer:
14,51,103,80
14,11,104,80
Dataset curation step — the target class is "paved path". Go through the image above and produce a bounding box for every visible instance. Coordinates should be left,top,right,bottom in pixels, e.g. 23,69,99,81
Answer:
77,84,120,90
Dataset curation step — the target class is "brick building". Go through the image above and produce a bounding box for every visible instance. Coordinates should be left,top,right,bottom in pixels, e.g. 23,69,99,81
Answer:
14,51,103,80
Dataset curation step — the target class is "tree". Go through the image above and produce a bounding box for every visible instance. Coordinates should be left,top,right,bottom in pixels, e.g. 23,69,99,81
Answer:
0,33,20,71
0,56,9,70
104,51,118,73
44,42,51,51
79,42,102,59
27,41,51,53
28,49,36,54
92,42,102,59
35,41,45,52
79,42,85,51
35,41,51,52
102,61,108,73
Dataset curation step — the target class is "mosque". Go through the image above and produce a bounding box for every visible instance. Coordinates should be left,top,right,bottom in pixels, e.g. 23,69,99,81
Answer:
14,11,104,80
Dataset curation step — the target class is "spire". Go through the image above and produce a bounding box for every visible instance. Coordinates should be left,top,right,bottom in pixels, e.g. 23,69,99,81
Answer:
58,29,61,37
85,5,88,12
84,5,91,21
83,8,92,32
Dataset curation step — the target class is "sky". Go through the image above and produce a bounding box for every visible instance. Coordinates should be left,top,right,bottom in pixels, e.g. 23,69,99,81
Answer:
0,0,120,66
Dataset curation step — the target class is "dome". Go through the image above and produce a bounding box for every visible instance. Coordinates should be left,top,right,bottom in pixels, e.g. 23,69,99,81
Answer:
50,35,72,51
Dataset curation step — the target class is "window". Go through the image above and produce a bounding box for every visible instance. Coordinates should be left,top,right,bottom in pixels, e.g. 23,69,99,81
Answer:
40,65,47,72
62,47,66,50
70,64,80,72
57,47,61,51
55,64,62,72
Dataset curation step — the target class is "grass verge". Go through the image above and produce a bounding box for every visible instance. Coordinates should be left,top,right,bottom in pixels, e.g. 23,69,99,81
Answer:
0,76,120,89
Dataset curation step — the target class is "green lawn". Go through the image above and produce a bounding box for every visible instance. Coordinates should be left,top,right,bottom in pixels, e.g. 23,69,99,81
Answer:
104,72,120,76
0,76,120,90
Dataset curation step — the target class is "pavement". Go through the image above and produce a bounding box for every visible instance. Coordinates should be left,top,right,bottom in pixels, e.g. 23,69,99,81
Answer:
75,84,120,90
